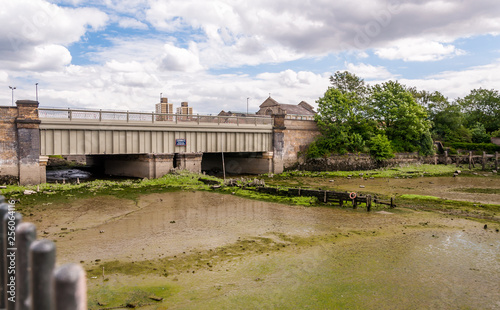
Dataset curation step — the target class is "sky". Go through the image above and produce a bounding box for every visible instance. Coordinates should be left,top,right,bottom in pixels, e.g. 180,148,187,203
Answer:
1,0,500,114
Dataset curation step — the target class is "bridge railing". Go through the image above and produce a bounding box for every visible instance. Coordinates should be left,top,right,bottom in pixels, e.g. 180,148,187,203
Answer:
39,108,273,126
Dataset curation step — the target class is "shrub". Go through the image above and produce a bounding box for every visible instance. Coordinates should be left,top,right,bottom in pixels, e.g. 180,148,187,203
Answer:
369,134,394,160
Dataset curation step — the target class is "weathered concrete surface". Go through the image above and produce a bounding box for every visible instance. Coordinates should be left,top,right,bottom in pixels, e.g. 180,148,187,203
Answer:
0,101,44,185
104,154,175,178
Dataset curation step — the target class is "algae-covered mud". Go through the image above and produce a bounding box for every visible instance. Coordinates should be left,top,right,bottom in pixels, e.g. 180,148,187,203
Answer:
4,166,499,309
22,190,500,309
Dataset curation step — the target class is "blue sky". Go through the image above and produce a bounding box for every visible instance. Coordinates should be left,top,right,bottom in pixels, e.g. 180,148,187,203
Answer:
1,0,500,114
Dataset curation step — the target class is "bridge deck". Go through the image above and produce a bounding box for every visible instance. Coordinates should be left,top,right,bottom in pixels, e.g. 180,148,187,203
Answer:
39,108,273,155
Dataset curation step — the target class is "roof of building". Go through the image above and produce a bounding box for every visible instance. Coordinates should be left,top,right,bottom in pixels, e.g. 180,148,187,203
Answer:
258,97,315,115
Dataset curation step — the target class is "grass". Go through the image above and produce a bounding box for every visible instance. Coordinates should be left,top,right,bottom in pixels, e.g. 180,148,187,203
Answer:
264,164,466,180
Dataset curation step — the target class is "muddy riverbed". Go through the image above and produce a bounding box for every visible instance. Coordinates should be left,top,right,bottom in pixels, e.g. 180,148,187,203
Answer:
26,190,500,309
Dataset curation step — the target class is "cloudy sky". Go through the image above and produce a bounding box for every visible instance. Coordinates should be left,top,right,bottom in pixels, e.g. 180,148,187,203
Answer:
1,0,500,114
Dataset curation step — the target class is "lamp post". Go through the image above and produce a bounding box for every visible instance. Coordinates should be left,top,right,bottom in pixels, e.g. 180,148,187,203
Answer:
246,97,249,114
35,83,38,102
9,86,16,106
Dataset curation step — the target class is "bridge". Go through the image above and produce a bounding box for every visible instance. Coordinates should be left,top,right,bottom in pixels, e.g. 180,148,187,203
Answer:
1,101,319,185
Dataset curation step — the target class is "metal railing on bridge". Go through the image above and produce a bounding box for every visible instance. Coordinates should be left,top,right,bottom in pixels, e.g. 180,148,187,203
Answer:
39,107,274,126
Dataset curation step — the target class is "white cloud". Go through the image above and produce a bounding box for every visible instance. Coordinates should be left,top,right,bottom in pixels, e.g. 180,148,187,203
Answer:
0,72,8,83
345,63,395,80
402,59,500,99
159,43,203,72
117,17,149,30
0,0,108,71
374,39,466,61
20,44,72,71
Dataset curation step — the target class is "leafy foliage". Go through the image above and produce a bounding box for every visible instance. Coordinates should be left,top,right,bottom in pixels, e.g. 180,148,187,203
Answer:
368,134,394,160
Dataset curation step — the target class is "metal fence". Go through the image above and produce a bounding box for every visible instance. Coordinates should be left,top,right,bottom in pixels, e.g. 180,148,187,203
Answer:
38,108,273,126
0,195,86,310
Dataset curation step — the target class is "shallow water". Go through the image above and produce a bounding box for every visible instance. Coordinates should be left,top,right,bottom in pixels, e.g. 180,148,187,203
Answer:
29,191,500,309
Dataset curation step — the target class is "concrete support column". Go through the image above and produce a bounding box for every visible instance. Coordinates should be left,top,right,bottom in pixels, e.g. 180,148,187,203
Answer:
153,154,174,177
105,154,174,178
15,100,42,185
175,153,202,173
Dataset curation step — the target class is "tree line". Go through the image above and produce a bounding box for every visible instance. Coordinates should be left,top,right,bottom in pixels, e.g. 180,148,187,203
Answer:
307,71,500,160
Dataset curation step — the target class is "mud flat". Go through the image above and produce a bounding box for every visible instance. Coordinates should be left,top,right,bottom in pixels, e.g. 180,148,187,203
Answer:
26,191,500,309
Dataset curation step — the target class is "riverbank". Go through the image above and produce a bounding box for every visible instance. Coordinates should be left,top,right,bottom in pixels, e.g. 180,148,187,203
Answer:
1,165,499,309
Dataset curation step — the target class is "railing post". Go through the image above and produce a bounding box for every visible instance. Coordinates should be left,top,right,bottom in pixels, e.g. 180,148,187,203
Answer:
53,264,87,310
99,109,102,122
0,203,10,308
197,114,200,125
16,223,36,310
237,116,239,126
152,112,155,123
482,151,486,170
68,109,72,121
3,211,22,310
30,240,56,310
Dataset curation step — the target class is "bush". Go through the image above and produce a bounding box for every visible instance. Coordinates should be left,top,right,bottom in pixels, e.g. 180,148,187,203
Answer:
470,123,491,143
369,134,394,160
491,129,500,138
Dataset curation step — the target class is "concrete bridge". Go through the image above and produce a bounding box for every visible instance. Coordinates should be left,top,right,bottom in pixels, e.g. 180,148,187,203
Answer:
1,101,319,185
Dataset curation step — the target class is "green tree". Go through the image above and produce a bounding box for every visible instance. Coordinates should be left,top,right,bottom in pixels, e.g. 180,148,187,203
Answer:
311,71,373,155
370,80,432,153
456,88,500,133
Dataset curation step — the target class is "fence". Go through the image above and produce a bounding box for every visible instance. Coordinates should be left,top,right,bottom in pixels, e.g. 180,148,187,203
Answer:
442,151,499,170
0,195,86,310
253,186,395,211
38,108,273,126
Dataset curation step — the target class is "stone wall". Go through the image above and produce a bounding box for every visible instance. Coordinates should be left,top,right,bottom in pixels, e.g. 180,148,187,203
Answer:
0,107,19,184
298,153,438,171
281,119,321,169
0,101,45,185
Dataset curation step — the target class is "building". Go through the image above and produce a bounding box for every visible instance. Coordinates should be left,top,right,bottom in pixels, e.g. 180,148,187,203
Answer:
256,96,315,116
176,102,193,115
155,97,174,121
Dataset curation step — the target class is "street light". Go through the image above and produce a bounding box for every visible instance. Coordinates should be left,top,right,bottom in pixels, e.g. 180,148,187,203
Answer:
9,86,16,106
247,97,249,114
35,83,38,102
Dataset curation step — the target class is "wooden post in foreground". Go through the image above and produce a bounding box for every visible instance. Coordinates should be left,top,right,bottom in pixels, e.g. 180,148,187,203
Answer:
54,264,87,310
366,195,372,212
30,240,56,310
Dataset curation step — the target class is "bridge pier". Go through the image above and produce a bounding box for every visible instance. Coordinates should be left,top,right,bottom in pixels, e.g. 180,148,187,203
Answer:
175,153,202,173
104,154,175,179
0,100,46,185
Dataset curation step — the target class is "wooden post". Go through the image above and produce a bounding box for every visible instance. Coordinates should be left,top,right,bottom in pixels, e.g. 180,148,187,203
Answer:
469,151,472,170
0,203,9,308
16,223,36,310
390,197,395,208
496,152,498,170
352,197,357,209
455,155,460,167
366,195,372,212
434,154,437,165
482,152,486,170
4,211,22,310
54,264,87,310
444,151,448,165
323,191,327,203
30,240,56,310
